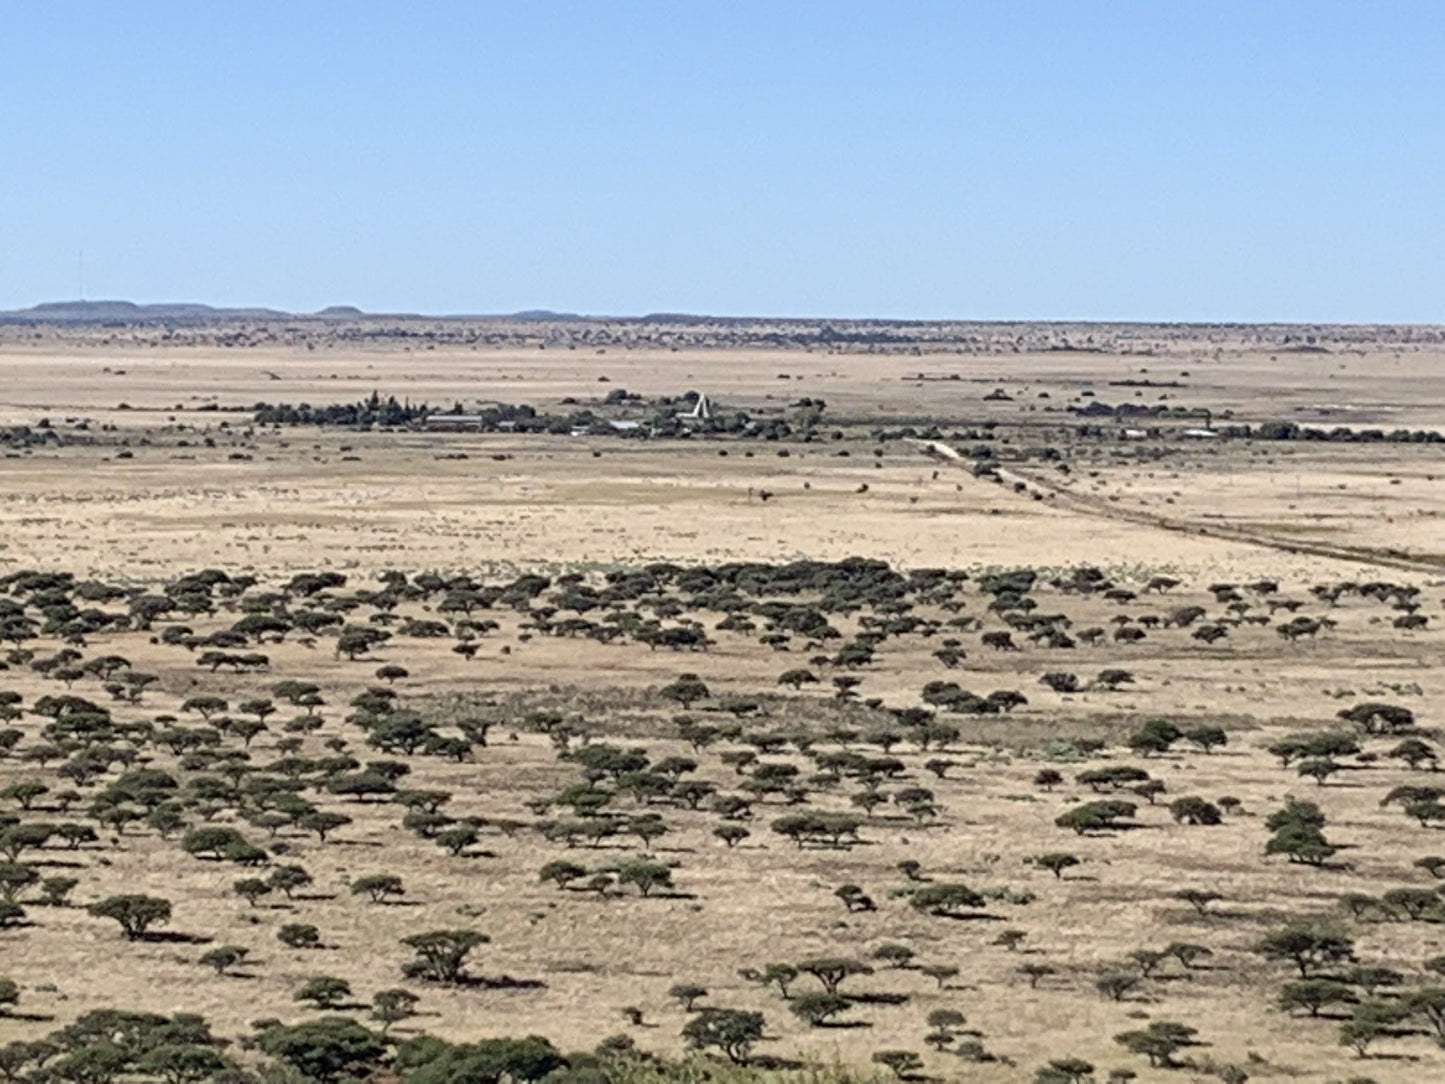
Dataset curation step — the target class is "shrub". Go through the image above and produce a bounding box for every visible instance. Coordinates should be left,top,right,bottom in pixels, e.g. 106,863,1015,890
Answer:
279,922,322,949
1169,797,1221,826
1095,972,1139,1001
1055,801,1136,835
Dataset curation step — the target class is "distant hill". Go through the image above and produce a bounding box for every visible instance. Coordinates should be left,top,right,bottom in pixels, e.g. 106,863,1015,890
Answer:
0,299,601,325
509,309,584,321
1,300,293,324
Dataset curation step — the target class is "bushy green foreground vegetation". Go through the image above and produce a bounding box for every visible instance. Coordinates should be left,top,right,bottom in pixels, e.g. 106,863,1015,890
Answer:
0,1008,900,1084
0,559,1441,1082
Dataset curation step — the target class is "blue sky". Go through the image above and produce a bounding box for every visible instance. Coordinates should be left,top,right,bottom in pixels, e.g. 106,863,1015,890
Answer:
2,2,1442,321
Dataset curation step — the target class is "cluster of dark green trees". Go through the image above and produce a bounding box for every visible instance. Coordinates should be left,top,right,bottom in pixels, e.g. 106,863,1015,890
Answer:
1,556,1442,1081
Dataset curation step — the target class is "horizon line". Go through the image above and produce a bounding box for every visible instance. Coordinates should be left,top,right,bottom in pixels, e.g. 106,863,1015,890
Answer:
3,298,1443,328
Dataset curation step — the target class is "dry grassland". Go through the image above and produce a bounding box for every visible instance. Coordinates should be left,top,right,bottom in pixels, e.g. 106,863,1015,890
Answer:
0,325,1443,1083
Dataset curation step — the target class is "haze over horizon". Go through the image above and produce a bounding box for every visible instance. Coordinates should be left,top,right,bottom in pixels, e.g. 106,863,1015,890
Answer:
3,2,1442,324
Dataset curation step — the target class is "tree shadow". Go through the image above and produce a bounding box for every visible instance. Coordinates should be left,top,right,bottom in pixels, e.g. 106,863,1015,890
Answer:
139,931,212,945
467,974,546,991
847,991,910,1006
749,1054,806,1070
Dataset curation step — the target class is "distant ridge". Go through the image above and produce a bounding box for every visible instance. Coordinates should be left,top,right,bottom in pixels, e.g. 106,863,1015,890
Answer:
0,299,601,325
1,300,1437,330
5,300,293,324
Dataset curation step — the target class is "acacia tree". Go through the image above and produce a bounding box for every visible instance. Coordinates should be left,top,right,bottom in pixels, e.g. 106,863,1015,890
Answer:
371,988,419,1034
1174,888,1221,916
351,875,405,904
198,946,248,976
256,1018,387,1084
789,992,851,1027
401,929,489,984
1254,925,1355,978
681,1008,765,1063
669,983,708,1012
296,977,352,1009
1034,853,1080,879
1114,1021,1197,1068
610,859,673,897
777,669,817,691
873,1051,923,1079
1278,979,1354,1018
269,865,313,899
740,963,798,999
87,895,171,940
660,675,710,708
797,957,872,995
136,1044,231,1084
909,883,986,918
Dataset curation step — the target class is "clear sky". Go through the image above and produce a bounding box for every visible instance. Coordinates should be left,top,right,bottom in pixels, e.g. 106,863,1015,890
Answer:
2,1,1442,321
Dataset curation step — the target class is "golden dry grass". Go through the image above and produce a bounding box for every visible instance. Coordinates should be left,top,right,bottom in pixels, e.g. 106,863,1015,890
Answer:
1,328,1443,1082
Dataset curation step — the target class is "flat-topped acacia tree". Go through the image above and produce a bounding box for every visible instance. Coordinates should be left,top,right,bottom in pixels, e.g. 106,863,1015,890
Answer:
87,894,171,940
401,929,489,985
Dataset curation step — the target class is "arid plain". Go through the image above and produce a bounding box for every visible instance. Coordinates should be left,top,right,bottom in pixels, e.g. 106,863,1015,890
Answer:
1,319,1444,1083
